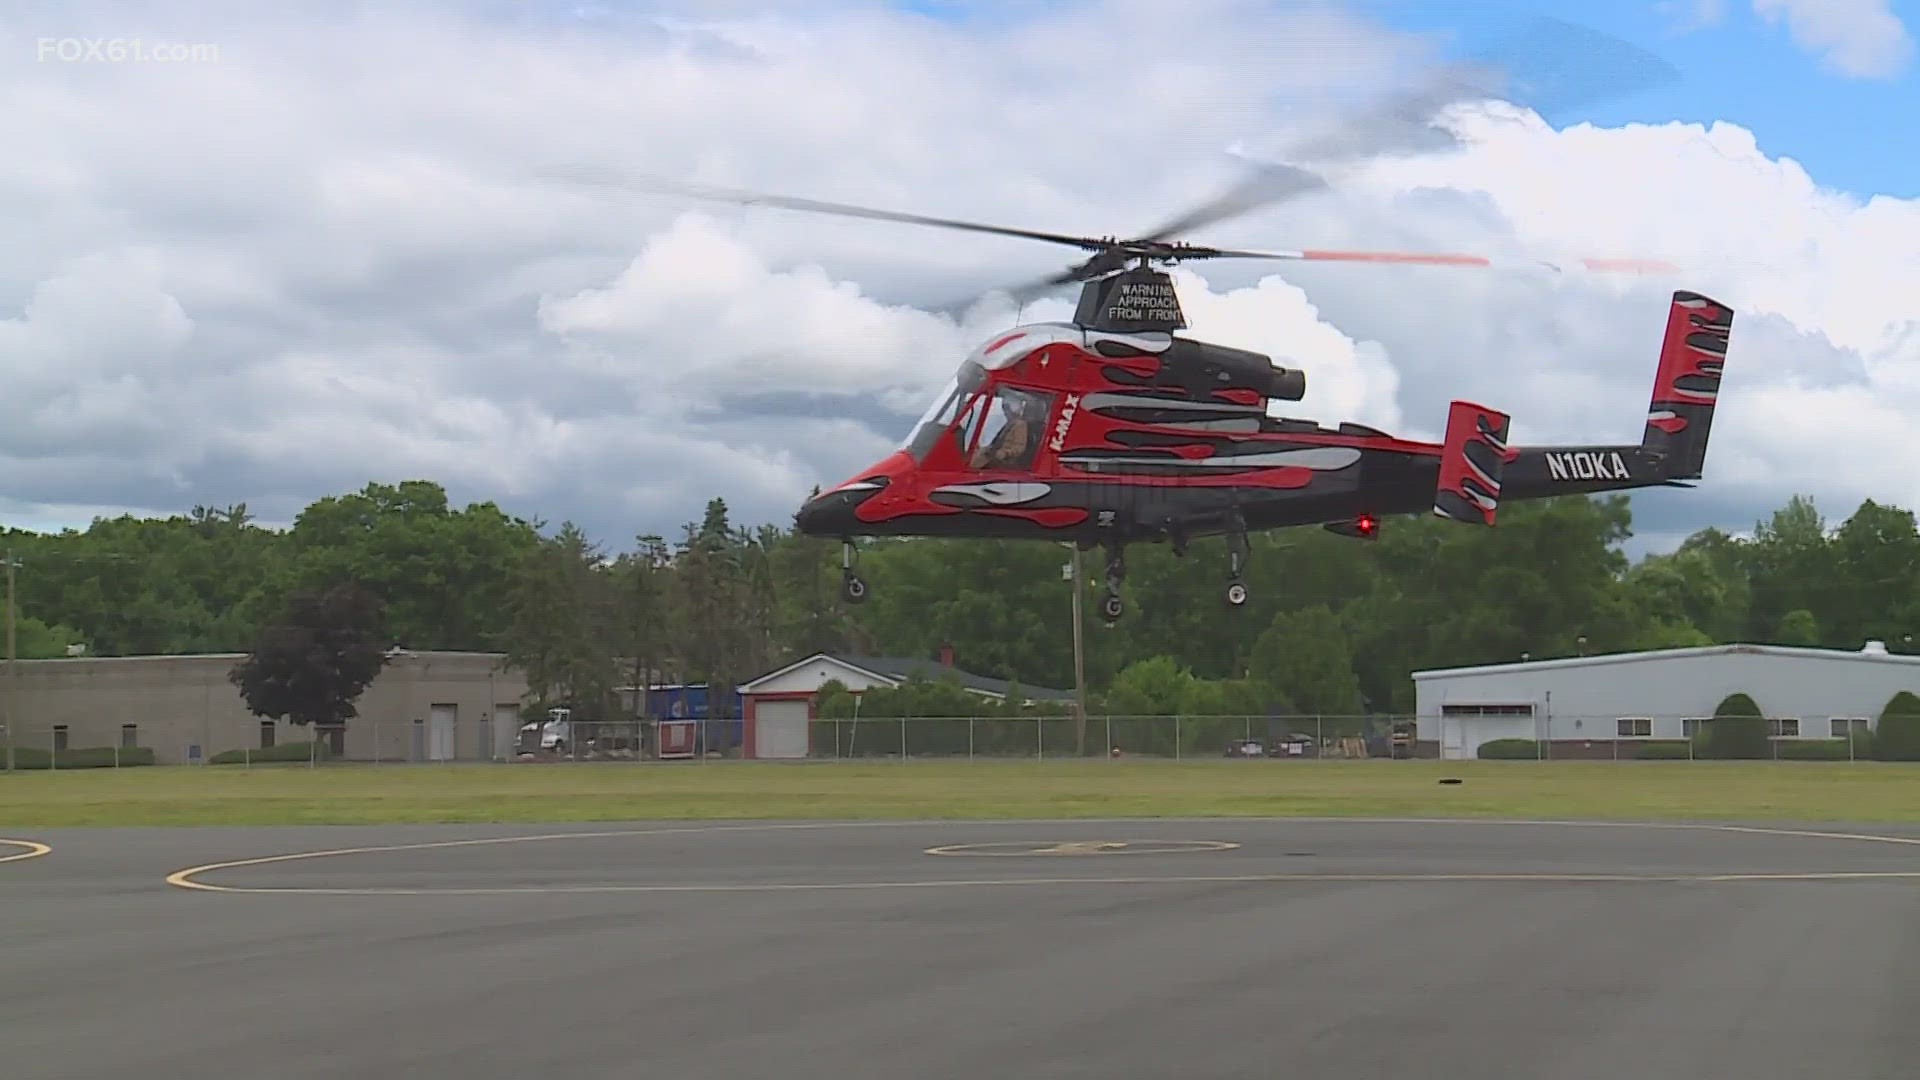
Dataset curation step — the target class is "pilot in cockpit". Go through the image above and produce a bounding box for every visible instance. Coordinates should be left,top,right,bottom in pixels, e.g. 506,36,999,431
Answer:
969,389,1043,470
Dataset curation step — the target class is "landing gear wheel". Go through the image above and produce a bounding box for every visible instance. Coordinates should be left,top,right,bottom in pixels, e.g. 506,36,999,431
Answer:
1101,593,1124,623
840,540,866,603
1224,515,1251,609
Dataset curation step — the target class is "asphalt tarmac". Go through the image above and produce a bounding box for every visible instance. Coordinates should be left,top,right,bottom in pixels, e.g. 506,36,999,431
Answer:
9,817,1920,1079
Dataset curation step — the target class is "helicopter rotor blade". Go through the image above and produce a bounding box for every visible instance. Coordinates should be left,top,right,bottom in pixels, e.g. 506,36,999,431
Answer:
539,165,1114,253
1128,163,1328,248
980,246,1679,312
1202,246,1681,274
1126,15,1680,249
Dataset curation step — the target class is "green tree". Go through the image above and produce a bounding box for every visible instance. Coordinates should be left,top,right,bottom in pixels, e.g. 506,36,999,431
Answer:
501,523,622,719
610,534,673,701
268,480,542,651
1700,691,1768,760
229,581,391,732
1247,604,1362,717
1774,608,1819,646
1742,495,1835,644
1871,690,1920,761
1105,656,1195,716
11,615,89,659
1826,500,1920,649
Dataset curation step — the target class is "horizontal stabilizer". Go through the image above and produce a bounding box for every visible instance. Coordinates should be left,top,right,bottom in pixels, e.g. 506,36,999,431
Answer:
1434,400,1515,526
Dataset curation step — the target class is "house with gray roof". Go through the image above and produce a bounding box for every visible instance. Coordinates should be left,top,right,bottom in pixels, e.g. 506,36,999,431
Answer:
733,648,1072,758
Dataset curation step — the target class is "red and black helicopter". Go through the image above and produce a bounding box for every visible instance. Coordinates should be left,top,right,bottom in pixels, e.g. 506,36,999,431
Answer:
624,179,1732,623
542,14,1720,623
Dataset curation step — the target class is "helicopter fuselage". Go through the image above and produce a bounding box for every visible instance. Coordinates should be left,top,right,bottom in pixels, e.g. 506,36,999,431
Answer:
795,317,1700,544
794,286,1733,620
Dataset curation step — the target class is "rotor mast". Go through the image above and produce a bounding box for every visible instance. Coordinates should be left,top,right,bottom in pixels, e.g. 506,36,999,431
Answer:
1073,263,1187,334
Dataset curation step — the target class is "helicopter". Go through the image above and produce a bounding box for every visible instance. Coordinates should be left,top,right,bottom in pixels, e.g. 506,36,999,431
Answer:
606,178,1729,623
551,21,1728,623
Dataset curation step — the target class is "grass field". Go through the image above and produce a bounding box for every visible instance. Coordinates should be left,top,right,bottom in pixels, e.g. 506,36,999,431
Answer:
5,759,1920,828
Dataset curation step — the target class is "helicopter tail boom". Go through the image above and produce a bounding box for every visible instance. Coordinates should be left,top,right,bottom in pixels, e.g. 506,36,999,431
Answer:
1471,289,1735,503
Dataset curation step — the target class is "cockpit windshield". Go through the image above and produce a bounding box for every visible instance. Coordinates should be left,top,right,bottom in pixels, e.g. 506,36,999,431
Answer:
897,323,1082,464
899,360,988,463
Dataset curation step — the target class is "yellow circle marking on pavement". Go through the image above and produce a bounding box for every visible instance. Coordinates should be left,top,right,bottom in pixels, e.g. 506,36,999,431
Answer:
925,839,1240,857
0,839,51,864
160,818,1920,897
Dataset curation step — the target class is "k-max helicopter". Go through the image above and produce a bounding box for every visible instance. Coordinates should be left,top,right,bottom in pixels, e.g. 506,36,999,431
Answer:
629,179,1731,624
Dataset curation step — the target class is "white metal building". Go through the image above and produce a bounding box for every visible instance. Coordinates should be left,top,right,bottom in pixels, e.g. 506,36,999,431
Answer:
1413,640,1920,760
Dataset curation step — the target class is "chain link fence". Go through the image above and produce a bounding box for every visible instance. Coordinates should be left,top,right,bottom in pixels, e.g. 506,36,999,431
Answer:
0,712,1894,769
804,714,1393,760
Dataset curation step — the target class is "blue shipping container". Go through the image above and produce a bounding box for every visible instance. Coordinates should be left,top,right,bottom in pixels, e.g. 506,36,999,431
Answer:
643,684,745,752
641,683,745,721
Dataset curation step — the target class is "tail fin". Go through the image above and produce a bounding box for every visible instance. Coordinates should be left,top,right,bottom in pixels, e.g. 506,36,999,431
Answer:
1434,400,1516,526
1643,290,1733,480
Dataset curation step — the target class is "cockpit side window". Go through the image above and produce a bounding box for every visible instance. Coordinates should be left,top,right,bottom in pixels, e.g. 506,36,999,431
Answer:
966,385,1055,472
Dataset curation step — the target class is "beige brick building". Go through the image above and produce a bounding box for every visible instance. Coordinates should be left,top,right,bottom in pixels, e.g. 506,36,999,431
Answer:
0,650,529,764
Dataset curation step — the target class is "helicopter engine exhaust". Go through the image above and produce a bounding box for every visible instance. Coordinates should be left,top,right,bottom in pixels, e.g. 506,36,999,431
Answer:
1266,365,1306,402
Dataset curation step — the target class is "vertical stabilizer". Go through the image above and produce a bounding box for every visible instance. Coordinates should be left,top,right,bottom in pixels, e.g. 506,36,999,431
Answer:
1643,290,1734,480
1435,400,1516,526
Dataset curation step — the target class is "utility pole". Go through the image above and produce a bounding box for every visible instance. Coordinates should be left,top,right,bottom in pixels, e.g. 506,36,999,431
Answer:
4,549,14,771
1068,544,1088,756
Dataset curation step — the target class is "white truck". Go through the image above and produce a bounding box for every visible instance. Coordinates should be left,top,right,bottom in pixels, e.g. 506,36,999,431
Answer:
519,706,572,754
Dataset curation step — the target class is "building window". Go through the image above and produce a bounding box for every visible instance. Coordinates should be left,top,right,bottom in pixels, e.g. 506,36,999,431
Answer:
1440,704,1535,716
121,723,138,748
1616,717,1652,738
52,725,68,751
1831,717,1870,739
1682,717,1708,739
260,721,276,749
1770,717,1800,738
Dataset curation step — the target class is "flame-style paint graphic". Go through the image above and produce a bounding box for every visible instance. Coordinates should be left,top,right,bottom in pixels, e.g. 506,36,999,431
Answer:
1642,290,1735,480
1434,401,1516,526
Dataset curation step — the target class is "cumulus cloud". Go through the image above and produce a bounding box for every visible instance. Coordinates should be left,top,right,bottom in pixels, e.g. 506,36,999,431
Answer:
0,0,1914,555
1664,0,1912,78
1752,0,1914,78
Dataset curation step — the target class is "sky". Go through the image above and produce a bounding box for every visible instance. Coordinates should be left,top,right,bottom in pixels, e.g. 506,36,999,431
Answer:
1,0,1916,559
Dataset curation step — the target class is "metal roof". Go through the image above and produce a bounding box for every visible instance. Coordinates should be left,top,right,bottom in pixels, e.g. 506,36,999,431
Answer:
1413,641,1920,681
739,652,1073,701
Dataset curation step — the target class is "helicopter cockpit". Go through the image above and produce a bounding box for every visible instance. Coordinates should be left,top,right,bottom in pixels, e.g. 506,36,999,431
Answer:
897,323,1078,467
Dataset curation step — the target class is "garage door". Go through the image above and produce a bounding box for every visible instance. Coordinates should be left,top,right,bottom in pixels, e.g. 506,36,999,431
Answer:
754,700,811,760
493,704,521,761
429,704,457,761
1444,715,1535,760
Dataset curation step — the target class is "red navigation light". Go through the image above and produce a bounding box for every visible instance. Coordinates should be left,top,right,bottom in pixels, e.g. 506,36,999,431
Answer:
1322,514,1381,540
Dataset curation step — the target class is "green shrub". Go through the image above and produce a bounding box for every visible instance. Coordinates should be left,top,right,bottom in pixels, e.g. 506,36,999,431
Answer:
1,746,155,770
210,741,331,765
1872,691,1920,761
1477,738,1539,759
1776,739,1852,761
1630,740,1693,760
1700,693,1769,759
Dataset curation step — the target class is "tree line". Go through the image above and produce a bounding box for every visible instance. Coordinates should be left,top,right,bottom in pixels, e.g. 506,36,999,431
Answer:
5,480,1919,721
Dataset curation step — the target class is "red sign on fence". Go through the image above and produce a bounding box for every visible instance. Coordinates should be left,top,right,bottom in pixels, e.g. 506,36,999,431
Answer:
656,720,697,760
